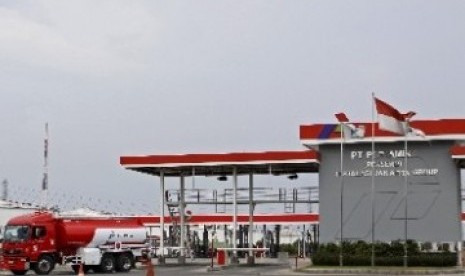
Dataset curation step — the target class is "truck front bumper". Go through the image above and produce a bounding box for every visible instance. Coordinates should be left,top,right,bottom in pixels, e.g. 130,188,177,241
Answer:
2,257,30,271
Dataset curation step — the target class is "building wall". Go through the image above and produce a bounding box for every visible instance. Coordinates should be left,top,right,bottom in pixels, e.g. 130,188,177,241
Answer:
319,140,461,243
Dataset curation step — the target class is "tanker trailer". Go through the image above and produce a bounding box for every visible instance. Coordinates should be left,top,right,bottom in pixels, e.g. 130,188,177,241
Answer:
1,211,150,275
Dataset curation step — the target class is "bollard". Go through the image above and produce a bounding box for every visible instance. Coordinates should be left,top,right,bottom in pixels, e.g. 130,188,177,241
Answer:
78,263,85,276
146,258,154,276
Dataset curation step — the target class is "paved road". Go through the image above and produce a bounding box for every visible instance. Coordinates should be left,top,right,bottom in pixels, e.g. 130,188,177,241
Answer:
0,265,297,276
146,258,302,275
0,258,302,276
2,258,465,276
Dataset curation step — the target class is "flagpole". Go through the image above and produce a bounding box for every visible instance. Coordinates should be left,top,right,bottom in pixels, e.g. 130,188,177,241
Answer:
339,121,344,267
374,96,416,268
403,127,409,267
371,93,376,267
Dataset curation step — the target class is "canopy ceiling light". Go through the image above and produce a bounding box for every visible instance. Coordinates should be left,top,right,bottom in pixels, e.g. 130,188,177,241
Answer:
288,173,298,180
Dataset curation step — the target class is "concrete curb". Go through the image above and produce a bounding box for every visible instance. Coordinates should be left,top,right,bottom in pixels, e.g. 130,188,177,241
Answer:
206,265,225,272
297,267,465,275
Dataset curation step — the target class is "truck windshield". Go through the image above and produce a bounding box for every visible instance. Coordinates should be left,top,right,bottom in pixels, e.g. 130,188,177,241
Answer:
4,225,30,242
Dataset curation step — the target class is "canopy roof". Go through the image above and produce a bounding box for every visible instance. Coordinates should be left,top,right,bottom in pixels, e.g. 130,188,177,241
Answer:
120,150,319,177
121,119,465,176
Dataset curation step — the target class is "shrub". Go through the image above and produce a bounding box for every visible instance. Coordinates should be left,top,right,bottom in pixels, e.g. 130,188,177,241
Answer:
310,241,457,267
280,243,298,255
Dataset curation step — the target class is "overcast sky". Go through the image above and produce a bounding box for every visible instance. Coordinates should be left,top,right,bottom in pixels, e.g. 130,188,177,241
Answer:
1,1,464,214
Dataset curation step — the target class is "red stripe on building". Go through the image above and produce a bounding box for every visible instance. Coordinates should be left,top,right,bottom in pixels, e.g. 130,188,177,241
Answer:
450,145,465,156
300,119,465,140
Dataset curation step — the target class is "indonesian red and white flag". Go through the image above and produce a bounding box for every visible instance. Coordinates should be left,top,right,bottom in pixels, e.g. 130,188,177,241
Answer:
374,97,413,135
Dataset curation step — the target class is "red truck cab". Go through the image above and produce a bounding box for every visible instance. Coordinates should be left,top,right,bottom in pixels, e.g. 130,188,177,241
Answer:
2,212,57,275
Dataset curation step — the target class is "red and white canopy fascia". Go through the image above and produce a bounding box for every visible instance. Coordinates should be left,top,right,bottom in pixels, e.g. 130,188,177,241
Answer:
136,213,319,226
120,150,320,177
300,119,465,147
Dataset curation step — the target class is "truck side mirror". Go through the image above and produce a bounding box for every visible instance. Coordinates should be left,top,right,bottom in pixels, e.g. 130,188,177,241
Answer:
33,227,46,239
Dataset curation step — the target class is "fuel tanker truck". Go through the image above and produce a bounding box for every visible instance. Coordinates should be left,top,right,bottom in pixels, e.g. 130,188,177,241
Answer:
1,211,151,275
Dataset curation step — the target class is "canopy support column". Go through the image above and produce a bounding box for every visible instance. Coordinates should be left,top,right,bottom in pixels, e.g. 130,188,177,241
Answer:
159,171,165,264
247,173,255,264
232,166,239,263
457,241,462,266
179,176,186,264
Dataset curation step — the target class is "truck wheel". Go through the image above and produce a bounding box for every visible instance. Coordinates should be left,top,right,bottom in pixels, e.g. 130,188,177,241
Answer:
99,254,115,273
11,270,28,275
34,255,55,275
115,254,133,272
